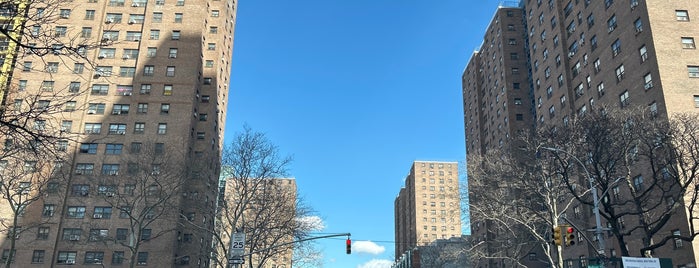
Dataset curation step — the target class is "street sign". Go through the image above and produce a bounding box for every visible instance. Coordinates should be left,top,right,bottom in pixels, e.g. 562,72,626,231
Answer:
228,232,245,263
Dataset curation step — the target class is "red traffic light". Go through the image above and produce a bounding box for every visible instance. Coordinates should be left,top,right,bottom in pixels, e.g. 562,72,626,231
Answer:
346,239,351,254
566,227,574,233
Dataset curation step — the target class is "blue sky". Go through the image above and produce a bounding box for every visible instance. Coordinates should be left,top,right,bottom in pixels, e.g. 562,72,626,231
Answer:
224,1,498,267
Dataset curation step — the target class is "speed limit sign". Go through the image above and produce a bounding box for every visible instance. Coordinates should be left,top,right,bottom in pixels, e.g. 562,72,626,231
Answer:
229,232,245,261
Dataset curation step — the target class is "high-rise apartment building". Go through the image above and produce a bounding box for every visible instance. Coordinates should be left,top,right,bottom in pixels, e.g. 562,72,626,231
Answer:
394,161,461,259
464,0,699,267
0,0,236,267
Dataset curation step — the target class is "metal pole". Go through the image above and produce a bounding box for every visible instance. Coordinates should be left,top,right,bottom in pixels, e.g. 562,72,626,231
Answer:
541,147,606,265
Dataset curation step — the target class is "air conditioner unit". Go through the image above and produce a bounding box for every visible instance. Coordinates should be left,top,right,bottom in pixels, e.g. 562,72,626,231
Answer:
123,92,133,96
608,26,615,32
105,19,114,24
128,20,136,24
644,83,653,89
169,55,177,59
98,54,106,59
65,259,75,264
87,109,96,114
117,130,126,135
132,2,139,7
132,38,140,42
75,170,83,174
106,192,115,197
69,235,80,241
93,214,103,219
568,51,575,58
151,171,160,175
122,55,130,59
112,110,121,115
631,1,638,8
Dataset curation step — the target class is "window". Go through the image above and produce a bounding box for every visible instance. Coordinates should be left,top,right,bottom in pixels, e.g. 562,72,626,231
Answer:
196,132,205,139
163,85,173,95
134,122,145,134
125,31,142,41
41,81,54,91
154,143,164,154
86,103,105,115
75,163,94,175
673,229,683,248
149,30,160,40
66,206,86,218
119,67,136,77
105,144,123,154
92,207,112,219
211,10,219,17
201,95,210,103
18,80,27,91
639,45,648,62
109,0,125,6
203,77,213,84
209,26,218,33
46,62,58,73
101,164,120,175
128,14,145,24
694,95,699,108
172,30,181,40
95,66,113,76
634,18,643,33
607,15,617,32
160,103,170,114
169,48,178,58
112,104,130,115
158,123,167,134
174,13,183,23
97,185,117,195
177,0,185,5
137,103,148,113
108,124,127,135
146,47,157,57
140,84,152,94
55,26,68,37
611,39,621,56
676,10,689,21
143,65,154,76
130,142,142,154
682,37,695,49
56,251,77,264
208,43,216,50
22,61,31,71
105,13,123,23
64,101,77,112
620,90,630,107
615,64,625,81
81,26,93,38
84,252,104,264
199,113,208,121
112,252,125,265
85,10,96,20
688,66,699,77
644,73,653,89
32,250,45,263
153,12,163,22
597,82,605,97
165,66,176,76
205,60,214,68
140,229,152,240
79,143,98,154
137,252,148,265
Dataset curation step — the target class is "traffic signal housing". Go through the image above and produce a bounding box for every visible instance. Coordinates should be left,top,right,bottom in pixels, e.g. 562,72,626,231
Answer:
346,239,351,254
565,227,576,246
552,226,562,246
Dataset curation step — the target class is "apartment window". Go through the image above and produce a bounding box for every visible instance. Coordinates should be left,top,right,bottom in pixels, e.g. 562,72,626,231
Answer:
160,103,170,114
22,61,31,71
72,63,85,74
97,185,117,195
41,81,54,91
66,206,86,218
18,80,27,91
143,65,154,76
155,0,165,5
163,85,173,95
694,95,699,107
157,123,167,134
41,204,55,217
75,163,94,175
544,67,551,78
101,164,120,175
634,18,643,33
128,14,145,24
597,82,605,97
199,113,208,121
55,26,67,37
153,12,163,22
130,142,142,154
203,77,213,85
108,124,127,135
109,0,125,6
607,15,617,32
79,143,98,154
105,144,123,155
56,251,77,264
166,66,175,76
137,103,148,113
682,37,695,49
149,30,160,40
95,66,112,77
98,48,116,59
46,62,58,73
209,26,218,33
644,73,653,89
673,230,683,248
611,39,621,57
688,66,699,77
92,207,112,219
112,252,125,265
146,47,157,57
140,84,152,94
615,64,625,81
590,35,598,50
676,10,689,21
31,250,45,263
137,252,148,265
639,45,648,62
125,31,142,41
56,140,68,152
174,13,183,23
105,13,123,23
546,86,553,98
649,102,658,116
84,252,104,264
134,123,145,134
177,0,185,5
211,10,219,17
205,60,214,68
85,10,96,20
201,95,210,103
169,48,178,58
120,67,136,77
207,43,216,50
64,101,76,112
172,30,181,40
619,90,630,107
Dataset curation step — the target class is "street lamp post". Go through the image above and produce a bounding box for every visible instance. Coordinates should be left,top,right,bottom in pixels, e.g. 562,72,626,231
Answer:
541,147,607,264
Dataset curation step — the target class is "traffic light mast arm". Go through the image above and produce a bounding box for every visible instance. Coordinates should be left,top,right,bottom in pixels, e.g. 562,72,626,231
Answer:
241,233,351,257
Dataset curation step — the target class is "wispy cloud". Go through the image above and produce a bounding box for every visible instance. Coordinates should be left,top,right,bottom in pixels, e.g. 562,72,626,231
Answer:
297,215,325,231
357,259,393,268
352,241,385,255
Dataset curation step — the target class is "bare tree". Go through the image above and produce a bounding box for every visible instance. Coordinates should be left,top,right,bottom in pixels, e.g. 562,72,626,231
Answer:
208,126,319,268
86,140,187,268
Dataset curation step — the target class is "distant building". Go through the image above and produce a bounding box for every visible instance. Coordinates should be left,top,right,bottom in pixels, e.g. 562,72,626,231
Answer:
392,236,470,268
394,161,462,261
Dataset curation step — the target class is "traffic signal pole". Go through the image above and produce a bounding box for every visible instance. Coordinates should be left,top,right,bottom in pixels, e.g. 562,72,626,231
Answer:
227,232,352,267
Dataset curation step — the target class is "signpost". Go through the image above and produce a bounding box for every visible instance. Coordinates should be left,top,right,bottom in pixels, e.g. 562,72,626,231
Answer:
228,232,245,265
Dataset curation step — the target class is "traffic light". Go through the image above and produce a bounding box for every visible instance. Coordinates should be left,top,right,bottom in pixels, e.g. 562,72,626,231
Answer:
346,239,351,254
565,227,576,246
552,226,562,246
